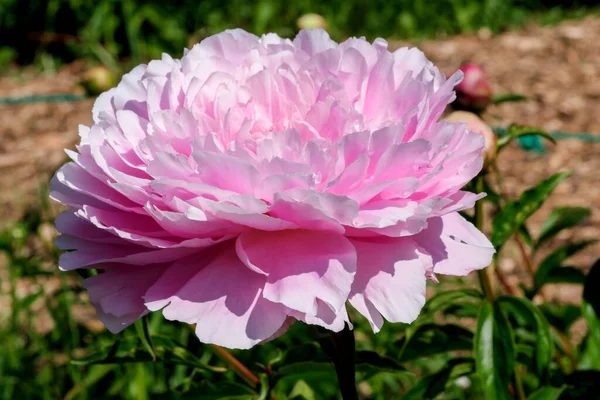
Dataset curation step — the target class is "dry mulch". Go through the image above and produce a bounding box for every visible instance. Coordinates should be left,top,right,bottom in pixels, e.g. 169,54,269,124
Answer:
1,18,599,320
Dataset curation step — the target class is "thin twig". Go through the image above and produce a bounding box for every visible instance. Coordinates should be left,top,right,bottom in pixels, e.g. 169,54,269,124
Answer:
491,259,518,295
489,164,540,298
207,344,260,388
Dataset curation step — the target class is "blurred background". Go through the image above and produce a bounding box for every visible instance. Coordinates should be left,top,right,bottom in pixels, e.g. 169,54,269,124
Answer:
1,1,600,399
0,0,598,66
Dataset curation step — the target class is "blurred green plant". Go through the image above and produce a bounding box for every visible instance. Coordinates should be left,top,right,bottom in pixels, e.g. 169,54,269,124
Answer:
0,0,598,70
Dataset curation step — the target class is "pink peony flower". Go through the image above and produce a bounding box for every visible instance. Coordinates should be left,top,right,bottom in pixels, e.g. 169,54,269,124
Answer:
51,29,495,349
454,63,493,112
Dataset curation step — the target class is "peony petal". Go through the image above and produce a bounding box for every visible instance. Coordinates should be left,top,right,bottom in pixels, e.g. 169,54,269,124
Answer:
293,29,336,56
83,264,165,332
349,237,429,332
236,230,356,318
413,212,495,276
145,245,288,349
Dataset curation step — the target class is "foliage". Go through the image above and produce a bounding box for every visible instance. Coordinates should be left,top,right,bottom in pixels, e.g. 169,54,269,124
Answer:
0,0,599,68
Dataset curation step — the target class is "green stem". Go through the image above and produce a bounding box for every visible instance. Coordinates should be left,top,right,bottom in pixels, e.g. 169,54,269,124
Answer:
477,175,527,399
475,176,496,302
513,367,527,400
208,344,260,388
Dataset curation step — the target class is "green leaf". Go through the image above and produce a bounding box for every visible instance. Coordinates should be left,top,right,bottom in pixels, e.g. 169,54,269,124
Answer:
271,343,335,383
536,207,591,248
423,289,483,315
256,374,270,400
533,241,596,293
580,301,600,370
288,380,315,400
519,225,535,249
492,93,528,105
474,300,515,400
514,344,535,371
402,358,473,400
498,296,553,379
134,317,156,361
527,386,566,400
441,302,481,319
497,124,556,151
72,336,226,373
539,303,581,333
64,365,116,400
18,288,44,310
355,351,406,375
545,266,586,285
174,381,256,400
273,361,335,383
491,172,572,250
274,342,327,365
398,324,473,363
273,345,406,385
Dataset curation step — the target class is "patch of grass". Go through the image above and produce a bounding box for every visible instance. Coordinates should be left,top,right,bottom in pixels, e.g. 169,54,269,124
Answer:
0,0,598,69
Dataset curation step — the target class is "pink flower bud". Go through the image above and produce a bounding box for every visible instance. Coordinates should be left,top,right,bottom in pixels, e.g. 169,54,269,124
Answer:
446,111,497,166
455,64,493,112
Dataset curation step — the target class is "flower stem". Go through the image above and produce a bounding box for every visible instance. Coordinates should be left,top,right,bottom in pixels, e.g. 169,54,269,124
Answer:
513,366,527,400
323,324,358,400
475,176,496,302
208,344,260,388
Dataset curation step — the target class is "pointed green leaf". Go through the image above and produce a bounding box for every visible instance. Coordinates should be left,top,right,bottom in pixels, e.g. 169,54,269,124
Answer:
402,358,473,400
533,241,596,294
398,324,473,362
18,289,44,310
519,225,535,249
288,380,315,400
273,361,336,383
441,302,481,319
539,303,581,333
271,343,334,383
170,381,256,400
72,336,226,373
491,172,572,250
134,317,156,361
492,93,528,105
545,266,586,285
64,365,116,400
423,289,483,315
474,300,515,400
355,351,406,375
536,207,591,248
497,124,556,151
580,302,600,370
498,296,553,379
527,386,566,400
